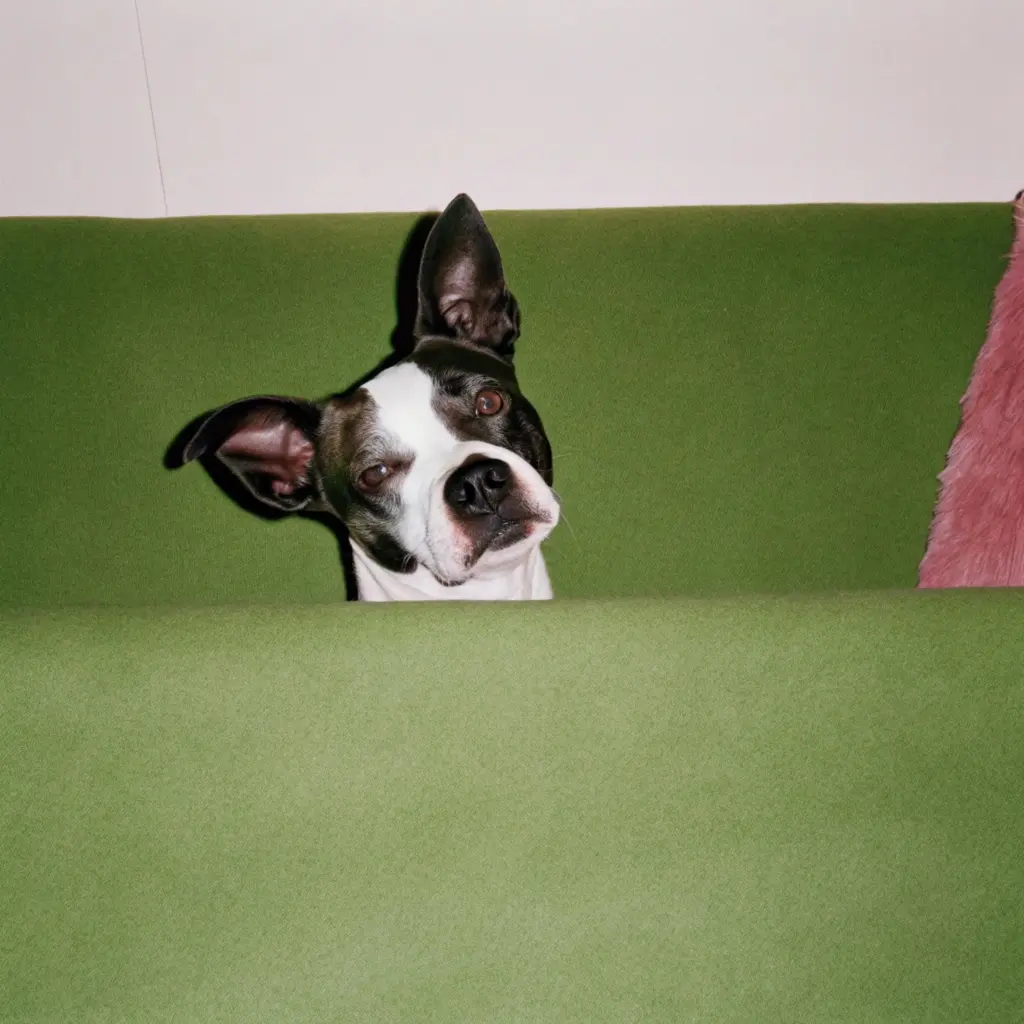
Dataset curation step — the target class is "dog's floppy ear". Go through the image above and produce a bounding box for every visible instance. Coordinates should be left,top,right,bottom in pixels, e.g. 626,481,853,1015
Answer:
179,396,323,512
413,193,520,358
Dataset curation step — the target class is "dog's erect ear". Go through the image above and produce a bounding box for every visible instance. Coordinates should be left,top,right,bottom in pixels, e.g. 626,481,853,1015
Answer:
413,193,520,358
179,397,323,512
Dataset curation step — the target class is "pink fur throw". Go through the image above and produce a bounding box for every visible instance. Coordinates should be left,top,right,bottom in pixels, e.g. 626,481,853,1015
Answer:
919,193,1024,587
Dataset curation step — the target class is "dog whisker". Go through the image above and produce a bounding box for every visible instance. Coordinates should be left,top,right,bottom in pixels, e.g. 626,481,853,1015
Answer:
559,510,582,550
551,493,582,551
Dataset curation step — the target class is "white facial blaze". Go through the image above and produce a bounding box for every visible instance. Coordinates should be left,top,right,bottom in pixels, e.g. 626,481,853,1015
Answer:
362,362,458,562
361,362,559,583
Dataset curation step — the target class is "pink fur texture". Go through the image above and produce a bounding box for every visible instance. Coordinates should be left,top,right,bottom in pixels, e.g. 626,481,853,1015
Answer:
919,195,1024,587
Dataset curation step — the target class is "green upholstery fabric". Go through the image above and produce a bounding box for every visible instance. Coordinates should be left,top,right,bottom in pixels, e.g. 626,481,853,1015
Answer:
0,205,1009,606
3,206,1020,1020
4,594,1022,1021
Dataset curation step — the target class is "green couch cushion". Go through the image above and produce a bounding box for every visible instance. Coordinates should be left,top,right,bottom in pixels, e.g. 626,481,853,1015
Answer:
0,205,1009,607
3,592,1021,1020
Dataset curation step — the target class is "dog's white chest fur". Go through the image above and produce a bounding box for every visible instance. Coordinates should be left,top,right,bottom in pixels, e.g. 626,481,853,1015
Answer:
351,541,553,601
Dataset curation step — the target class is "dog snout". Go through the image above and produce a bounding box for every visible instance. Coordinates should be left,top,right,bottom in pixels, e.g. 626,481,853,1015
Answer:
444,457,513,517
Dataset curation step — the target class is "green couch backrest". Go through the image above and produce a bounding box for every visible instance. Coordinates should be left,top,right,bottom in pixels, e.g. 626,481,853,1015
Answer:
0,205,1008,608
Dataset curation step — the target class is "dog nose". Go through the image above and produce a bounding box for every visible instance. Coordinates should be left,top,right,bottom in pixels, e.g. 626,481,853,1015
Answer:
444,458,513,516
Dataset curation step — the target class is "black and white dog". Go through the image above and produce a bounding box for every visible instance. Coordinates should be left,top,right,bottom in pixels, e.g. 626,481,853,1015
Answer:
177,195,559,601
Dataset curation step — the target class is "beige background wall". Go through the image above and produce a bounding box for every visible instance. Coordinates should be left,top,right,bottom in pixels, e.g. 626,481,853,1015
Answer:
2,0,1021,217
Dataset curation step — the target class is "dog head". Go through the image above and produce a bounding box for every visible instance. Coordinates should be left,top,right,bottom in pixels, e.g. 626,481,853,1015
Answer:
178,195,558,587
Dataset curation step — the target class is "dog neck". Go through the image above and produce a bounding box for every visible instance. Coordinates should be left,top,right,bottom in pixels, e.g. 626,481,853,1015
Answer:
350,541,553,602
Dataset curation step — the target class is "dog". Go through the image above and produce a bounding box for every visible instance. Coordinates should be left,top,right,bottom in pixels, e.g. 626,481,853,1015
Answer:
175,195,559,601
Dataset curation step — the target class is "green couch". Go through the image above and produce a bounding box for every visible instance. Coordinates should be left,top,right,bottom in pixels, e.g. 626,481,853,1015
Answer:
3,205,1021,1020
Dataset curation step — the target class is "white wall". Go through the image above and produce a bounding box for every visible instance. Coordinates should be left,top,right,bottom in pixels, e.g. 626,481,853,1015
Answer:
2,0,1022,218
0,0,164,217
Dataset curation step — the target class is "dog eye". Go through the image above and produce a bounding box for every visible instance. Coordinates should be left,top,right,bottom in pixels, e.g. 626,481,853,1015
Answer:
357,463,391,491
475,389,504,416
